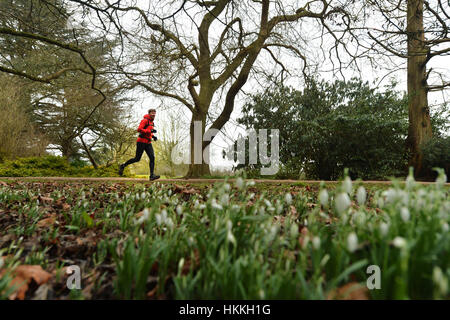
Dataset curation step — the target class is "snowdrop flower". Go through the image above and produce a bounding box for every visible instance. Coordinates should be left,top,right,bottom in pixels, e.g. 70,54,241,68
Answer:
176,205,183,215
392,237,407,249
226,220,233,231
400,207,410,222
379,222,389,236
259,289,265,299
178,258,185,273
258,206,265,215
406,171,415,190
141,192,146,199
285,193,292,205
383,188,397,203
319,189,329,207
235,177,244,190
347,232,358,252
168,189,172,196
335,193,351,214
188,236,195,246
135,193,140,200
312,236,321,250
227,230,236,245
166,217,174,229
248,193,255,200
223,183,231,192
442,222,449,232
155,214,162,226
432,267,448,296
356,186,366,206
161,209,168,223
199,204,206,210
247,180,255,187
264,199,272,208
343,176,353,195
276,201,283,215
290,224,299,238
211,199,223,210
220,194,230,206
377,197,384,208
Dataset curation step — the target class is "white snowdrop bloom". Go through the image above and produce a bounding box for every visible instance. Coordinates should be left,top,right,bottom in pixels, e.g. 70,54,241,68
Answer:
248,193,255,200
380,222,389,236
304,219,308,226
264,199,272,208
227,230,236,245
188,236,195,246
81,191,85,200
436,173,447,187
312,236,321,250
247,180,255,186
220,194,230,206
335,193,351,214
290,224,299,238
235,177,244,190
258,206,265,215
211,199,223,210
406,173,415,190
400,207,410,222
155,214,162,226
135,193,140,200
320,254,330,267
433,267,448,296
141,192,146,199
392,236,407,249
199,204,207,210
168,189,172,196
377,197,384,208
194,200,199,207
384,188,398,203
347,232,358,252
355,211,366,226
343,177,352,195
319,189,329,207
223,183,231,192
285,193,292,205
442,222,449,232
276,202,283,215
301,236,310,249
226,220,233,231
259,289,265,299
356,186,367,206
178,258,185,273
166,217,174,229
83,201,89,208
161,209,168,223
176,205,183,215
106,211,110,218
143,208,150,220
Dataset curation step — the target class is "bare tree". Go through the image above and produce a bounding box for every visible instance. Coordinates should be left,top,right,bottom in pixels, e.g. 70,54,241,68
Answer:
356,0,450,177
69,0,355,177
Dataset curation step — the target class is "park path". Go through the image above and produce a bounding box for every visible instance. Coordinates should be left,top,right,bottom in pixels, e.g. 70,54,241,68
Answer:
0,176,446,185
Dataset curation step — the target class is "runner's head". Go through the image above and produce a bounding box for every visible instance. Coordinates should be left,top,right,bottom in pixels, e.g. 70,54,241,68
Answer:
148,108,156,120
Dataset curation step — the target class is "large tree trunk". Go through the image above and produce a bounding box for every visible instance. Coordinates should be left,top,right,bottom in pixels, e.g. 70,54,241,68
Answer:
185,110,211,178
406,0,432,178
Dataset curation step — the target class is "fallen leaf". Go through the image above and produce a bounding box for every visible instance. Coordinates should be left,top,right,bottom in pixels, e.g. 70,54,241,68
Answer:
327,282,369,300
37,215,57,228
0,181,7,186
5,265,52,300
38,195,54,204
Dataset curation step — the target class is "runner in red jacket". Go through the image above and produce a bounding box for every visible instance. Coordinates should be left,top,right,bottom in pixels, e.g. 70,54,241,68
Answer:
119,109,160,181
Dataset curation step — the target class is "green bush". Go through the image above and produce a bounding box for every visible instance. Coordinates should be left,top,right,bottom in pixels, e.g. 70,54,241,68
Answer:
236,78,415,180
421,136,450,178
0,155,132,177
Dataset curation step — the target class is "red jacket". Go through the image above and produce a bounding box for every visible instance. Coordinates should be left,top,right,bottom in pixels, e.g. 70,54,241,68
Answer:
136,114,154,144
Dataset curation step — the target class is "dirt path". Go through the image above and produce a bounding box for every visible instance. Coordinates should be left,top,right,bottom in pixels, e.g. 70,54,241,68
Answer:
0,176,446,185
